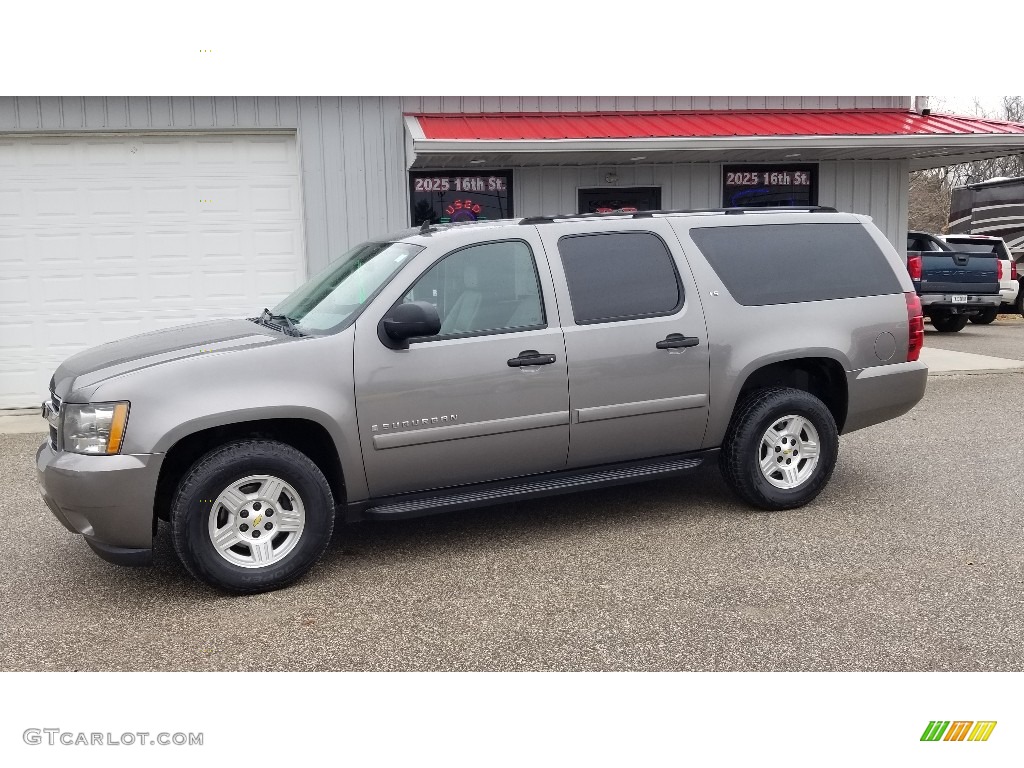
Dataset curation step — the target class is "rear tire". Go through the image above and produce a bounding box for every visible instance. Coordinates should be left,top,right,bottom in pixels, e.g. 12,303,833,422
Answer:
1017,283,1024,318
170,439,335,594
970,307,999,325
931,314,969,333
719,387,839,511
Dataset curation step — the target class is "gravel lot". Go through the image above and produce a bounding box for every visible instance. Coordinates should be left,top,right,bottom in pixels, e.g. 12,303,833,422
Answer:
3,370,1023,672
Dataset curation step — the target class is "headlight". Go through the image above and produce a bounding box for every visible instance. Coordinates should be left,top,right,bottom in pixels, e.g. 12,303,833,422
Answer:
62,402,130,455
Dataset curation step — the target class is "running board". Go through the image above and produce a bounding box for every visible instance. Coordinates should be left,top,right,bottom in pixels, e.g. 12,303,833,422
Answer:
354,452,711,521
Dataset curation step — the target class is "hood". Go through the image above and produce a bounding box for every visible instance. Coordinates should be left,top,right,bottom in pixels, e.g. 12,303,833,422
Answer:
51,318,285,399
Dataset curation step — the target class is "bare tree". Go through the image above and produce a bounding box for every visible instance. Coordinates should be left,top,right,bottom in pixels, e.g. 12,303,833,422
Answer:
908,170,953,232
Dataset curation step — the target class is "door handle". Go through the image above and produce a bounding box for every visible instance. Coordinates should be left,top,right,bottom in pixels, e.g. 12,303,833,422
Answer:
507,350,557,367
656,333,700,350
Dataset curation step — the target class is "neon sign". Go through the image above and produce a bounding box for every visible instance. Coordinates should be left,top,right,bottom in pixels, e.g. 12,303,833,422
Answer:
445,198,483,222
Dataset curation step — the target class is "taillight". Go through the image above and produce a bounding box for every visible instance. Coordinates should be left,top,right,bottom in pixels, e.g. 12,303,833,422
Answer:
997,260,1003,280
907,253,922,280
905,291,924,362
1012,261,1018,280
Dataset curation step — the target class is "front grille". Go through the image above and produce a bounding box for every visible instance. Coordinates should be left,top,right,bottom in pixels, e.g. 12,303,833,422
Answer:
49,392,61,450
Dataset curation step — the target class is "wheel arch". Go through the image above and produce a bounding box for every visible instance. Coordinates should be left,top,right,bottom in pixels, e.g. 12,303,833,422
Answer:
727,356,849,436
154,417,346,523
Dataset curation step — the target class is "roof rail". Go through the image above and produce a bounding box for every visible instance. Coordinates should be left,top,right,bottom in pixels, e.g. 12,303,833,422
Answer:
519,206,838,225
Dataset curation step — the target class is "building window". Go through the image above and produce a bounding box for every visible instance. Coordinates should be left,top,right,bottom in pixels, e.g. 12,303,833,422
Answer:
578,187,662,214
722,165,818,208
410,170,513,226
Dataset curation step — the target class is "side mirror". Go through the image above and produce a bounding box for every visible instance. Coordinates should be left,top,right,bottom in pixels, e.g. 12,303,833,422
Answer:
380,301,442,348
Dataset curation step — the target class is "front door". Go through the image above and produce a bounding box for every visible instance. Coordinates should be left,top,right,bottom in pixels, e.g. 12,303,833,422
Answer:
537,219,711,468
353,235,569,497
578,187,662,214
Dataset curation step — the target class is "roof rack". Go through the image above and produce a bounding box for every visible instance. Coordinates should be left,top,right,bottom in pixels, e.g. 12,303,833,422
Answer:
519,206,838,225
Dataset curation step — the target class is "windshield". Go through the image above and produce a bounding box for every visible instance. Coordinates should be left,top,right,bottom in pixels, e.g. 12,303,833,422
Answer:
274,241,424,332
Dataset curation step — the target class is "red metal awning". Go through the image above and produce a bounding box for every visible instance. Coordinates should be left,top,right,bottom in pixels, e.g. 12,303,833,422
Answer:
403,109,1024,170
409,109,1024,141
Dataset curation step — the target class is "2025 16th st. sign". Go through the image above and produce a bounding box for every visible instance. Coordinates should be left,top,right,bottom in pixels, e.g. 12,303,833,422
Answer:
410,170,513,225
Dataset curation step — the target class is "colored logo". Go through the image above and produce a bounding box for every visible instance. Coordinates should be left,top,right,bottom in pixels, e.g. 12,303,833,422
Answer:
445,198,483,222
920,721,997,742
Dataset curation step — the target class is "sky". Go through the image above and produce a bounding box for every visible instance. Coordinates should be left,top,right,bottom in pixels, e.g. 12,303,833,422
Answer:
930,96,1010,118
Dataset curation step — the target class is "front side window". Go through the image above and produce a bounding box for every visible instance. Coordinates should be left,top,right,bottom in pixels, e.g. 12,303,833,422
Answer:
400,240,544,339
274,241,424,333
557,232,682,324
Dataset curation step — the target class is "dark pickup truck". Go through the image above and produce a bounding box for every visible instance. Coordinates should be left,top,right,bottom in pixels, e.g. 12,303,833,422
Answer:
906,230,1001,333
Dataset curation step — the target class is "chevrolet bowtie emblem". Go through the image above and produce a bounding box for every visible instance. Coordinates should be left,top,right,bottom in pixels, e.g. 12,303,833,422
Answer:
252,514,263,527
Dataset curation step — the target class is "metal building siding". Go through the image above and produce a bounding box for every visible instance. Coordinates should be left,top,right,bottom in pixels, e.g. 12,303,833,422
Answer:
818,160,909,249
515,161,906,249
0,96,408,273
0,96,914,263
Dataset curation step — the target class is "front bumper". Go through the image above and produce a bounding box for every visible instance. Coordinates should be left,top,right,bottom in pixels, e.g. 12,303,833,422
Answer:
36,441,162,566
843,360,929,434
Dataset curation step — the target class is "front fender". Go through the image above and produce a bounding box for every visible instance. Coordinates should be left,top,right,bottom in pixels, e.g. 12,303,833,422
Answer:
87,331,369,501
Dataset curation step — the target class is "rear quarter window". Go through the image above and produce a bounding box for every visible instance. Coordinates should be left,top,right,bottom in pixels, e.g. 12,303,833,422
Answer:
689,223,903,306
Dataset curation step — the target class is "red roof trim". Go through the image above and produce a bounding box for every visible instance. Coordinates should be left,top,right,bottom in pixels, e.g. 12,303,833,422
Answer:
407,109,1024,141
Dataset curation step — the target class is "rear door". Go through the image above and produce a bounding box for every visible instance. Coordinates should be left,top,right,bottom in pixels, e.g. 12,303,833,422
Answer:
353,231,570,497
535,219,711,469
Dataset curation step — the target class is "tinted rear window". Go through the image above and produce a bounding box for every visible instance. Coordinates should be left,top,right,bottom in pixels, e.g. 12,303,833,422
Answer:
557,231,682,323
946,240,999,254
689,223,902,306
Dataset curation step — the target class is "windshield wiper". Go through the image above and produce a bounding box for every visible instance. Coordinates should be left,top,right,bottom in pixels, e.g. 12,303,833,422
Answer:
255,308,306,336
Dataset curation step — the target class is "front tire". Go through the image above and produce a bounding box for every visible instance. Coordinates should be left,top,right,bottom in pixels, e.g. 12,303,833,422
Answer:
170,439,335,593
930,313,969,333
720,387,839,511
970,307,999,325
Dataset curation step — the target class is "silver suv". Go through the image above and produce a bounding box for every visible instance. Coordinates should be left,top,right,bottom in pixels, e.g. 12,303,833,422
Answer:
37,208,928,593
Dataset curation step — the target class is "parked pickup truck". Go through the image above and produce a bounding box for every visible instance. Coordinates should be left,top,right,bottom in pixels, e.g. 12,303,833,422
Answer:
906,230,1001,332
941,234,1020,321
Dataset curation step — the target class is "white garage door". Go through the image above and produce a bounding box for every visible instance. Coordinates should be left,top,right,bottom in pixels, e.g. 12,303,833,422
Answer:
0,133,305,408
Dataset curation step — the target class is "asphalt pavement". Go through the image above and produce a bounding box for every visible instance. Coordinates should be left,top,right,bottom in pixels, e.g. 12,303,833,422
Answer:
925,312,1024,361
3,369,1023,671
